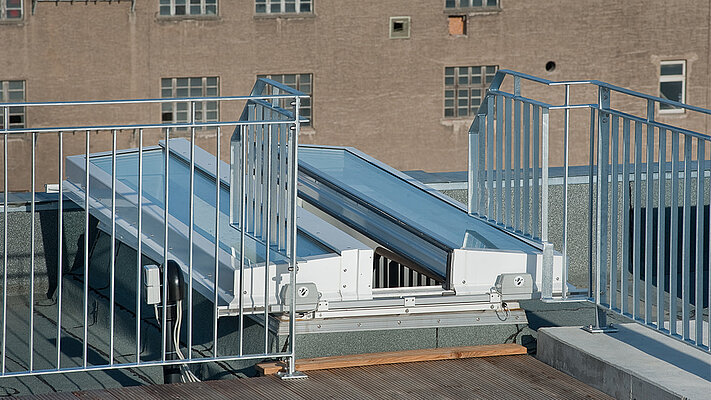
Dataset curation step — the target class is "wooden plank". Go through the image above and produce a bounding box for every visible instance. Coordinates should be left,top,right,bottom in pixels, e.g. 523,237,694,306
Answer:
256,343,526,375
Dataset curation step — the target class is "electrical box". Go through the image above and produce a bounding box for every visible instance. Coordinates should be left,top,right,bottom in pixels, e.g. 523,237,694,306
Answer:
143,264,162,305
279,282,320,313
495,273,533,300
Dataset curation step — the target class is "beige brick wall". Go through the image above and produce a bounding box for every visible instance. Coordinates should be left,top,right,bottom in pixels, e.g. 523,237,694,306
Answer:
1,0,710,191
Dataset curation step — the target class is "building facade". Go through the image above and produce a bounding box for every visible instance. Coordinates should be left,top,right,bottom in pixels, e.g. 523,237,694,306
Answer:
1,0,710,191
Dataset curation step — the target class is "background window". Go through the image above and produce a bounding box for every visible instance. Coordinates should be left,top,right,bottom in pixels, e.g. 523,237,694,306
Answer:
257,74,312,126
1,0,23,20
160,0,217,16
161,77,219,127
445,0,498,10
444,66,497,118
0,80,26,129
255,0,312,15
659,60,686,112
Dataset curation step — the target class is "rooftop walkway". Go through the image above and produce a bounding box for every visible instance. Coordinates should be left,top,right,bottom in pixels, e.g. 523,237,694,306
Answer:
17,354,612,400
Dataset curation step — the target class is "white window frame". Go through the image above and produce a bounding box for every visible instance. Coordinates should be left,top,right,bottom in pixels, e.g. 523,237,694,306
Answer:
159,0,217,17
445,0,499,10
0,80,26,129
255,0,312,15
161,77,219,128
0,0,23,21
659,60,686,114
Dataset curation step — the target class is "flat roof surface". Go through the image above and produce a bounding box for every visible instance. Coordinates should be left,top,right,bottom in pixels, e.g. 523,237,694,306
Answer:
17,355,613,400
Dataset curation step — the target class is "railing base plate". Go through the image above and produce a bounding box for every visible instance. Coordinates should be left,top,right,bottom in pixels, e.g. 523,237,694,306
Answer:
582,324,619,334
277,370,308,380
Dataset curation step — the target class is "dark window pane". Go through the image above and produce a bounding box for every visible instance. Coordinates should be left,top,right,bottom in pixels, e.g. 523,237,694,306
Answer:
162,112,174,122
9,115,22,124
473,0,482,6
661,63,683,76
445,108,454,117
660,81,683,107
460,0,470,7
175,5,186,15
445,0,456,7
487,0,497,5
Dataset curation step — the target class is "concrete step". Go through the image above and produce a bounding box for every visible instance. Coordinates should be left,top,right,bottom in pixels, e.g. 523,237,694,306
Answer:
537,323,711,400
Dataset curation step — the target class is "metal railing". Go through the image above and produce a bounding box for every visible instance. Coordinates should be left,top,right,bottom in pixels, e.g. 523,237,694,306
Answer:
0,78,308,378
469,70,710,352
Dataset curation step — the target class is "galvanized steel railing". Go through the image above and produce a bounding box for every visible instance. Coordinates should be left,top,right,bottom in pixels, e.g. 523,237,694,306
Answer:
0,78,307,378
469,70,710,352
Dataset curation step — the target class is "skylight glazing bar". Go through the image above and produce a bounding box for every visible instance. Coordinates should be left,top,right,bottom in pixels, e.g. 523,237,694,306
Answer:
29,130,36,371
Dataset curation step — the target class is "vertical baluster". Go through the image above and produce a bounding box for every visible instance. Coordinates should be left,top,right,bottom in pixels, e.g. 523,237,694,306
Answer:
496,95,504,222
610,116,619,311
2,108,7,374
30,131,35,371
532,106,540,239
214,126,222,358
514,99,521,231
83,130,90,369
541,108,550,242
188,103,196,359
469,123,479,215
109,129,116,365
597,110,610,307
645,122,654,324
239,125,247,356
682,135,692,339
633,121,643,320
694,139,704,345
487,96,494,218
505,97,512,227
263,124,273,354
657,128,667,330
57,131,63,369
621,119,631,315
136,128,143,364
478,117,486,213
587,109,596,297
162,128,170,362
522,102,530,236
669,131,680,336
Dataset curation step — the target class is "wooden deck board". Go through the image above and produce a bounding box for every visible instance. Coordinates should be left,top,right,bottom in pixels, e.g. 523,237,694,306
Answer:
257,343,527,375
17,354,614,400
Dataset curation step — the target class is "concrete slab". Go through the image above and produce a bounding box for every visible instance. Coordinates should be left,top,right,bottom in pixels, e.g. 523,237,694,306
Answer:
538,323,711,400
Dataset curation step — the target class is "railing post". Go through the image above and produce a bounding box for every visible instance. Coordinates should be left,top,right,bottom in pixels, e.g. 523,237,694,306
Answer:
541,107,549,242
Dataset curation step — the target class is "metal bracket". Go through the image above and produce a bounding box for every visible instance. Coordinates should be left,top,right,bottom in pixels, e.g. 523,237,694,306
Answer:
277,370,308,380
582,324,618,334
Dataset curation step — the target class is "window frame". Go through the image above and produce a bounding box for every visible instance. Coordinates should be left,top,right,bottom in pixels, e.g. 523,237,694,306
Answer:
0,0,23,21
255,0,313,16
160,77,219,129
0,80,26,130
444,0,499,12
257,73,312,127
159,0,218,18
659,60,686,114
444,65,497,119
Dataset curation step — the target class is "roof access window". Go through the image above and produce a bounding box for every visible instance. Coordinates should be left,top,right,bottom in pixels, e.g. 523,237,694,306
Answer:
444,66,497,118
1,0,22,20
